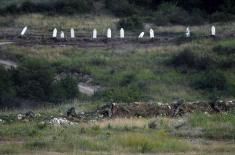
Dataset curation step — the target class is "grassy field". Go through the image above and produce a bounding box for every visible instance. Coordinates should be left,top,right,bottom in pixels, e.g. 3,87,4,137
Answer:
1,37,235,102
0,109,235,155
0,7,235,155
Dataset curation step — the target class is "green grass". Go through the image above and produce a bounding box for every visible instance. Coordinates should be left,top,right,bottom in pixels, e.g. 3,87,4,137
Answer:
1,113,235,154
0,119,191,154
1,38,235,103
189,111,235,139
117,131,190,153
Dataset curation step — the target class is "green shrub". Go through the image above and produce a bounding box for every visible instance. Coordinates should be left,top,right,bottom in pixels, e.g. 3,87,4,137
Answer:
153,3,191,26
0,59,79,107
210,12,235,22
170,49,216,70
117,16,143,30
105,0,136,17
0,67,16,107
189,112,235,139
13,59,55,101
192,70,227,91
213,45,235,55
51,76,79,102
98,86,142,103
0,0,93,15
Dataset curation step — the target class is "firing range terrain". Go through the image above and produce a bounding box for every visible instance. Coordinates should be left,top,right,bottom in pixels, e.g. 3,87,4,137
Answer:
0,0,235,155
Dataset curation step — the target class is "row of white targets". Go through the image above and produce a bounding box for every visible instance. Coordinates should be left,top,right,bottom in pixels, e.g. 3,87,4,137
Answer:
185,25,216,37
52,28,170,39
51,28,148,39
20,26,216,38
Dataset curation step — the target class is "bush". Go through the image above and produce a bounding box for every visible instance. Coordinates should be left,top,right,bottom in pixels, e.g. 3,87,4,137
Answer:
13,59,55,101
219,57,235,68
213,45,235,55
170,49,216,70
192,70,227,91
210,12,235,22
0,0,93,15
0,67,16,107
0,59,79,107
117,16,143,30
105,0,136,17
153,3,191,26
51,76,79,102
98,86,142,103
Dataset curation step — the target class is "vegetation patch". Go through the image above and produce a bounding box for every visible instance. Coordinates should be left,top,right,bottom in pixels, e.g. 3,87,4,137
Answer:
189,112,235,139
170,49,216,70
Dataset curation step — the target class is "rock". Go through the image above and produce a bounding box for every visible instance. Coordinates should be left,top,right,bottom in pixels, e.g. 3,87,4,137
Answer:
17,111,36,121
0,119,5,124
25,111,35,119
172,99,185,117
17,114,24,120
49,117,76,126
98,103,115,118
67,107,77,117
148,120,157,129
209,98,228,113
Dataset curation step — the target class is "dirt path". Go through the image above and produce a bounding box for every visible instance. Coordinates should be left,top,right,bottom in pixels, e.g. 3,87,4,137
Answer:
0,42,13,46
0,29,234,47
0,59,18,69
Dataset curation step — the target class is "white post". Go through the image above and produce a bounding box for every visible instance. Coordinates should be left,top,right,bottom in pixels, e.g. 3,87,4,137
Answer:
60,31,65,39
107,28,111,38
93,29,97,39
150,29,154,38
138,32,144,38
186,27,190,38
71,28,75,38
21,27,27,36
120,28,124,38
211,26,216,36
52,28,57,38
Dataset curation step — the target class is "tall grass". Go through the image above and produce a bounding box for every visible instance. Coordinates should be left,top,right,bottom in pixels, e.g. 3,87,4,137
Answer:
189,111,235,139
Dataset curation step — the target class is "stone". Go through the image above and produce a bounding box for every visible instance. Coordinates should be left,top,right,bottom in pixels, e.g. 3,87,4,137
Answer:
98,103,115,117
25,111,35,119
211,26,216,36
67,107,77,117
20,27,27,36
71,28,75,38
52,28,57,38
186,27,190,37
60,31,65,39
49,117,76,126
150,29,154,38
0,119,4,124
17,113,24,120
93,29,97,39
120,28,125,38
172,99,185,117
138,32,144,38
107,28,111,38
